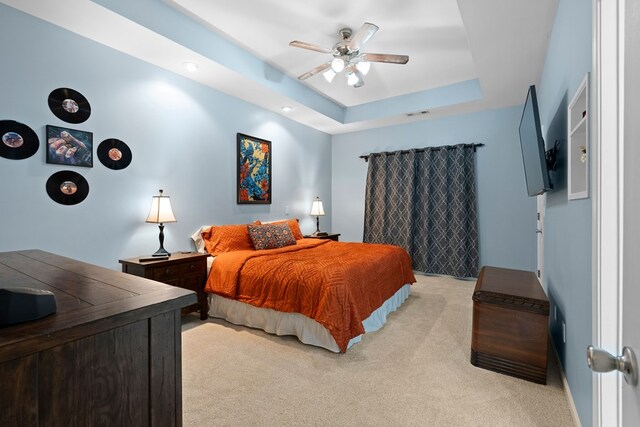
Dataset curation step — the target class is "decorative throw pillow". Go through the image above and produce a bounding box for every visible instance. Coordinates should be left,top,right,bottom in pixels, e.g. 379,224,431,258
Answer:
201,224,254,256
247,223,297,250
257,218,304,240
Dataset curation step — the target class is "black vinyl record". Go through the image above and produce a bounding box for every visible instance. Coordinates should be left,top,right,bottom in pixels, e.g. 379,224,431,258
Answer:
46,170,89,205
48,88,91,124
97,138,132,170
0,120,39,160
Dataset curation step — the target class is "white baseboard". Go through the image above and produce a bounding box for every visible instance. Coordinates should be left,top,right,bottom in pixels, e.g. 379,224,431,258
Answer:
550,337,582,427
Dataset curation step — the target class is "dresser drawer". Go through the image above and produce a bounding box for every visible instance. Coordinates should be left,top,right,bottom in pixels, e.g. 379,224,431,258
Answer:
152,261,202,281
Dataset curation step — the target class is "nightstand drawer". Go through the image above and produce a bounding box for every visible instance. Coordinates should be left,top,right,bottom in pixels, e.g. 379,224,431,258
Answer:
119,252,210,320
152,261,202,281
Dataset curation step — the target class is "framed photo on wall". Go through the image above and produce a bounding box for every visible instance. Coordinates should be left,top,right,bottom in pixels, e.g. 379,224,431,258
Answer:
46,125,93,167
237,133,271,204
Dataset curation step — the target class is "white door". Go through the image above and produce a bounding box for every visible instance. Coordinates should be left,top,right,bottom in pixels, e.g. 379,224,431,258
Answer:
593,0,640,425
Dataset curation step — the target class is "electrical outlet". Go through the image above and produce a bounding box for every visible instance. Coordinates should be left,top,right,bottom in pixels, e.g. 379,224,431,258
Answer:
285,205,290,215
562,321,566,343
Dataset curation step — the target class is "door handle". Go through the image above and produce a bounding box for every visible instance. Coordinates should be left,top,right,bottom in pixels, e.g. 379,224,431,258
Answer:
587,345,638,386
536,229,543,234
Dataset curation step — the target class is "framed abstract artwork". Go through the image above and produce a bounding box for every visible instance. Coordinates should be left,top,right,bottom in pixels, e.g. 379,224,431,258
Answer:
46,125,93,167
237,133,271,204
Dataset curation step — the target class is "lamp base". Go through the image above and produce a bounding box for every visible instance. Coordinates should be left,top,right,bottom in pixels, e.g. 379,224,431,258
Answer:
152,247,170,257
311,231,328,237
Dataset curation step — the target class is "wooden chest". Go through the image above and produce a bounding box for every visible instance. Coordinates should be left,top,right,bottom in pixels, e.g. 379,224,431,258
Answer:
470,266,549,384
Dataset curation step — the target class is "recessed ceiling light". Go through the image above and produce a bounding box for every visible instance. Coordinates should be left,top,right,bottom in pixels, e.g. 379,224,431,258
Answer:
183,62,199,72
281,106,293,113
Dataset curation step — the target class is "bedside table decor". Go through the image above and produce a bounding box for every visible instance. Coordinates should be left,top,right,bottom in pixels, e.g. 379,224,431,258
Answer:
145,189,177,257
310,196,326,236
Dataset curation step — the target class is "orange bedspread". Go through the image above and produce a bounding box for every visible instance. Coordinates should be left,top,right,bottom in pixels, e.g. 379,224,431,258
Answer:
204,238,416,351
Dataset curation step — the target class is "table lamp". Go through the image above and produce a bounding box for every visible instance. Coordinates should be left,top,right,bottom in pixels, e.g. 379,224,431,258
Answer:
145,189,176,256
310,196,326,236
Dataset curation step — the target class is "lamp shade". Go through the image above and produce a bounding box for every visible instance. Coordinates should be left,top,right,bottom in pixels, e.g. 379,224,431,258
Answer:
145,189,176,224
310,197,325,216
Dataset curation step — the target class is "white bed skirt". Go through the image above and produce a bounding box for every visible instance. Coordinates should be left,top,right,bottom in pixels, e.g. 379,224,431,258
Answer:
208,284,412,353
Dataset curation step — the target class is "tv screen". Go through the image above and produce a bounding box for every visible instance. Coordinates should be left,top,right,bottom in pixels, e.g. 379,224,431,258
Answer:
519,85,552,196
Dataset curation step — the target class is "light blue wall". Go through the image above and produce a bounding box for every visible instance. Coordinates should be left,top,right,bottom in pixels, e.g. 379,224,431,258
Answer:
537,0,592,425
0,5,332,270
332,106,537,272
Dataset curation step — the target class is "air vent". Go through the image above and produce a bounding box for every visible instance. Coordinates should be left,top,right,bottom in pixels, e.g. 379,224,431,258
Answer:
406,110,430,117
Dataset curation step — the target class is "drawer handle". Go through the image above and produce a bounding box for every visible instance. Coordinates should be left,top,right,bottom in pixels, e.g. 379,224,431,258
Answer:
165,268,170,274
190,264,195,270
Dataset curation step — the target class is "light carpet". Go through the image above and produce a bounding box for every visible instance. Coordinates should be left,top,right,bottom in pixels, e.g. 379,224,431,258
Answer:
181,274,576,426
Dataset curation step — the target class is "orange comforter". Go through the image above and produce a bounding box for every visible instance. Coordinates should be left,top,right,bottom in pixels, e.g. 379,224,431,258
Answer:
204,238,416,351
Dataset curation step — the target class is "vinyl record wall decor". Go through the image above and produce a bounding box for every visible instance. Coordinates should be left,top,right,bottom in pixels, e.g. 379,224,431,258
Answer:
46,170,89,205
0,120,39,160
97,138,132,170
48,87,91,124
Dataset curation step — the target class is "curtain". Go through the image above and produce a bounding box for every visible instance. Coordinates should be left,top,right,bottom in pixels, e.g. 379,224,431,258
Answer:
363,145,479,278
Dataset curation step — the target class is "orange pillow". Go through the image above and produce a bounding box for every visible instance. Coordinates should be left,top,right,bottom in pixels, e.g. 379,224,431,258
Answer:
257,218,304,240
201,224,254,256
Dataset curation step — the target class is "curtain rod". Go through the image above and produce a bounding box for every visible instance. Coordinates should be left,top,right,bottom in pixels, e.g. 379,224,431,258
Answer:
359,143,485,162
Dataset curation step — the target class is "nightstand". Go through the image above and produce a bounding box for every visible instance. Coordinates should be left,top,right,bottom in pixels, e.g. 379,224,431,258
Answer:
304,233,341,241
119,252,209,320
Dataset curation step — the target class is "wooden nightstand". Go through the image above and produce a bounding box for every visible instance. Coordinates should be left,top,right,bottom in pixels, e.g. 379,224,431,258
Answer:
304,233,341,241
119,252,209,320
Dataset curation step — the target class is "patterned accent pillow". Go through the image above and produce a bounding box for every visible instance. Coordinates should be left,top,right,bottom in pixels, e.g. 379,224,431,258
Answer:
248,223,297,250
254,218,304,240
201,224,254,256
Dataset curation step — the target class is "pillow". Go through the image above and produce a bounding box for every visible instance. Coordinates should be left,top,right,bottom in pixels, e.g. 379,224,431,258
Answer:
247,223,297,250
191,226,213,253
201,224,255,256
257,218,304,240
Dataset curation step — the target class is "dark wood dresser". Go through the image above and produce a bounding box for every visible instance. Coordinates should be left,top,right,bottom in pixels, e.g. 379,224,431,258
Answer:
470,266,549,384
0,250,196,426
119,252,209,320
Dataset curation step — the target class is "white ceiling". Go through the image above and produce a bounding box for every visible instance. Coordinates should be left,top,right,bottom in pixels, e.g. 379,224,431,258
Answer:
169,0,478,107
1,0,559,134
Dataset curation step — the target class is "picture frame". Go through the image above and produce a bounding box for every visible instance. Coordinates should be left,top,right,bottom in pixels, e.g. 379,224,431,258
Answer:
46,125,93,167
237,133,271,204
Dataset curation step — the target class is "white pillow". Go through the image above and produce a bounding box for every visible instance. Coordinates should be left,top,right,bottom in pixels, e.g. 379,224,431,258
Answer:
190,225,213,253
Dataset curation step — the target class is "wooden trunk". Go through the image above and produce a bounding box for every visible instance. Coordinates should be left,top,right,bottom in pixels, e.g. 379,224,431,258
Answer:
0,250,196,426
470,266,549,384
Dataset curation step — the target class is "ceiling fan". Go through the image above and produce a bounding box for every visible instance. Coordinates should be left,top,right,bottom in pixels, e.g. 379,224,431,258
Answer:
289,22,409,88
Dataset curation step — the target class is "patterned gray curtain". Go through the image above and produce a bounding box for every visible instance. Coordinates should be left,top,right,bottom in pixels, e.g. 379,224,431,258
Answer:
363,145,479,278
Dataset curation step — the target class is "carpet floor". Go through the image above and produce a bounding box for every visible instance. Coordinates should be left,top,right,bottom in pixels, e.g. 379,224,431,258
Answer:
181,273,576,426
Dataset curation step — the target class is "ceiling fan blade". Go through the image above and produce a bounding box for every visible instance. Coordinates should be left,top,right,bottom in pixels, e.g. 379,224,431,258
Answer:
297,62,332,80
347,22,379,52
361,53,409,64
289,40,333,54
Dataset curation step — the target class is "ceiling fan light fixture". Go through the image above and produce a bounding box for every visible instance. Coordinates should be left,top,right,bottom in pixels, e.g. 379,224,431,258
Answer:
331,57,345,73
356,61,370,75
322,69,336,83
346,72,360,87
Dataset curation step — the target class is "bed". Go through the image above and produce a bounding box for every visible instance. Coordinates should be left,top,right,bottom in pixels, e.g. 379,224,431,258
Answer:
192,219,416,352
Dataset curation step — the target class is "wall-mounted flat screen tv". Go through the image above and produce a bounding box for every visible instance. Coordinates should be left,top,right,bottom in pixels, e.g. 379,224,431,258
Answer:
519,85,553,196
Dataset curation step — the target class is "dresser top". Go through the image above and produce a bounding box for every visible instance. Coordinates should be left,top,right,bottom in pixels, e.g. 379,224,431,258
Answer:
0,250,196,362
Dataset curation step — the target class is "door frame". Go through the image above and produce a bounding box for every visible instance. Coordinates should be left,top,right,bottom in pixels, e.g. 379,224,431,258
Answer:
593,0,624,425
